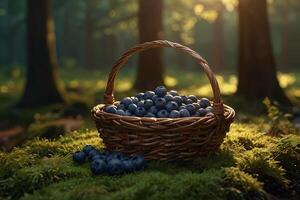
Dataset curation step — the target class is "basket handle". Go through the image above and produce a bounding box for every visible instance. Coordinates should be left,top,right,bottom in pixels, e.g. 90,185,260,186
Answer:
104,40,224,116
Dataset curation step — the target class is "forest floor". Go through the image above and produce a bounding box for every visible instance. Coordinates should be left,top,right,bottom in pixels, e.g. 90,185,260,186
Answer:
0,67,300,199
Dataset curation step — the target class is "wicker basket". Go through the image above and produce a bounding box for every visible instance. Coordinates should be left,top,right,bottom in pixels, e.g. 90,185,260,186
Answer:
92,40,235,161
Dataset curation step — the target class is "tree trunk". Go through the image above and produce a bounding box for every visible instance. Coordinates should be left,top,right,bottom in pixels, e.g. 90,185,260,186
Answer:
236,0,290,105
134,0,164,91
212,3,224,73
85,0,97,70
281,5,289,70
17,0,64,108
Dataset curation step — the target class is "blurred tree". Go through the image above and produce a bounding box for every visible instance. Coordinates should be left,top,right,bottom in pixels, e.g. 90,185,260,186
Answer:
134,0,164,91
280,3,289,70
236,0,290,105
198,0,237,71
61,1,85,67
271,0,300,70
5,0,25,66
85,0,97,70
165,0,198,69
212,2,225,71
18,0,64,108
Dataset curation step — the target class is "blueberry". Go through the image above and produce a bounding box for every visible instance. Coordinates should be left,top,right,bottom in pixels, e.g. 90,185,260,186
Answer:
173,96,183,106
186,104,196,114
125,110,132,116
109,152,125,161
169,110,180,118
131,97,139,104
123,159,135,173
117,103,126,111
149,106,158,115
197,108,207,117
91,159,107,175
136,93,144,100
157,109,169,118
179,105,186,110
116,109,125,116
128,104,137,114
179,109,191,117
88,149,99,161
165,101,179,112
135,107,146,117
206,106,213,113
144,99,154,109
121,97,133,108
186,99,193,105
152,94,158,102
143,91,155,100
107,158,125,175
155,97,167,109
145,112,156,118
164,94,174,102
82,145,95,155
91,154,106,162
137,100,145,108
181,96,188,104
73,151,86,164
199,98,211,108
105,105,117,114
98,150,110,157
131,155,146,171
193,102,200,110
154,86,167,97
169,90,179,96
188,95,198,103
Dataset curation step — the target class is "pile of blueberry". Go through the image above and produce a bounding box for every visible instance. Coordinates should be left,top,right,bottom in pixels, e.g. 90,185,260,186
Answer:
104,86,213,118
73,145,146,176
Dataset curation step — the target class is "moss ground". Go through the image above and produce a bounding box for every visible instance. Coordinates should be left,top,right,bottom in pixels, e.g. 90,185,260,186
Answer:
0,123,299,200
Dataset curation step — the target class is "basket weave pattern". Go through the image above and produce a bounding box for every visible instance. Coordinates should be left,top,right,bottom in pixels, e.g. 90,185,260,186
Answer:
92,40,235,161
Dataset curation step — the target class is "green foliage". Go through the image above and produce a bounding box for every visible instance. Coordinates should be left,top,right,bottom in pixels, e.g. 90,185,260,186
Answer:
222,124,290,194
235,148,289,194
263,97,298,136
274,135,300,180
222,167,266,200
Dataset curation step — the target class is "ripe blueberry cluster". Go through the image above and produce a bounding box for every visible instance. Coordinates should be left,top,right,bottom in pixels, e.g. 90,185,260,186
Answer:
73,145,146,176
104,86,214,118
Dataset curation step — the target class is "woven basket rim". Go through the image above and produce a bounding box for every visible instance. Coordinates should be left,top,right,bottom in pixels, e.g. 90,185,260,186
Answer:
92,103,235,122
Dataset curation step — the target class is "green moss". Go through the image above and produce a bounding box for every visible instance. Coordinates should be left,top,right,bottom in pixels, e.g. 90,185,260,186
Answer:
22,170,225,200
27,122,65,140
1,156,90,199
274,135,300,193
24,129,103,157
275,135,300,179
223,124,290,194
222,123,277,153
0,123,299,199
222,167,266,200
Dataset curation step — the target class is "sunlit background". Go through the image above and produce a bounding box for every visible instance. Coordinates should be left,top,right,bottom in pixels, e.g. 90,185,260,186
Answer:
1,2,300,199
